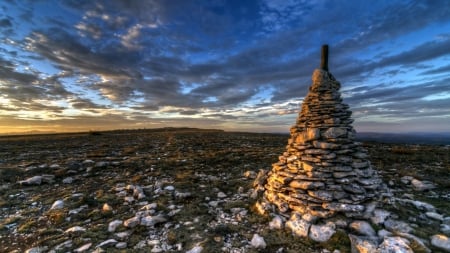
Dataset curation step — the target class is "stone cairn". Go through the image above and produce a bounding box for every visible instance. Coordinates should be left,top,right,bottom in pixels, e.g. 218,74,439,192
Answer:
254,45,387,242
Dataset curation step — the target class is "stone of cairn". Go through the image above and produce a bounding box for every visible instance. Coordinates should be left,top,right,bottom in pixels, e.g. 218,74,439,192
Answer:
254,45,387,241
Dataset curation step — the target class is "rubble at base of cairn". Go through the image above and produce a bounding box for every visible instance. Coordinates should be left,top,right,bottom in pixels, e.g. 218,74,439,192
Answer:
253,66,391,245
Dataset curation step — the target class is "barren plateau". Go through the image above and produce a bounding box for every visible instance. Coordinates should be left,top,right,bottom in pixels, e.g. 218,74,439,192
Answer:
0,128,449,252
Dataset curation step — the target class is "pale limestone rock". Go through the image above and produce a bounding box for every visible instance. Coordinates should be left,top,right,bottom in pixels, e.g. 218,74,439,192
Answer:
349,234,378,253
123,216,140,228
377,236,413,253
243,170,257,179
378,229,393,238
217,192,227,198
289,180,324,190
25,247,48,253
396,232,431,253
323,127,348,139
151,245,164,253
65,226,86,233
164,185,175,191
309,223,336,242
62,177,74,184
384,219,413,234
251,234,267,249
50,200,64,210
430,234,450,252
269,215,284,230
96,239,118,248
286,214,311,237
102,203,113,212
441,224,450,235
74,243,92,252
140,215,167,226
371,209,390,225
426,212,444,221
115,231,130,240
349,220,376,237
108,220,123,232
115,242,127,249
411,178,436,191
322,202,365,213
186,246,203,253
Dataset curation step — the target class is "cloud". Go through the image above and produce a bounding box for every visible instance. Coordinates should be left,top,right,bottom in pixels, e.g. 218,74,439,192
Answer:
0,18,12,28
420,64,450,75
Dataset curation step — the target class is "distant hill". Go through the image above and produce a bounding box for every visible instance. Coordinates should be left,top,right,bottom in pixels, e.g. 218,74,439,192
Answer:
356,132,450,145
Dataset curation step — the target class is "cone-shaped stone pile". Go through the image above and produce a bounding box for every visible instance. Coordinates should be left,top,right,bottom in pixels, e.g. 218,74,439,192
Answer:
254,46,386,239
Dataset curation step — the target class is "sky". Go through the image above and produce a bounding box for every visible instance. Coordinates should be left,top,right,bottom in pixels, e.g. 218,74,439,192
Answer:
0,0,450,134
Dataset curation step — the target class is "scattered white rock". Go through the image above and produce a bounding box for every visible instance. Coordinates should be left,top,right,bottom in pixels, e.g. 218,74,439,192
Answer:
151,245,164,253
251,234,267,249
378,236,413,253
243,170,257,179
53,240,73,250
102,203,113,212
96,239,118,248
50,200,64,210
349,220,376,237
400,176,414,185
115,231,130,240
411,179,436,191
124,196,135,203
175,191,192,199
208,201,219,207
19,175,55,185
24,247,48,253
140,215,167,226
431,234,450,252
217,192,227,198
124,216,140,228
309,223,336,242
94,161,108,168
62,177,74,184
115,242,127,249
164,185,175,191
141,203,158,210
69,205,88,215
269,215,284,230
74,243,92,252
108,220,123,232
65,226,86,233
186,245,203,253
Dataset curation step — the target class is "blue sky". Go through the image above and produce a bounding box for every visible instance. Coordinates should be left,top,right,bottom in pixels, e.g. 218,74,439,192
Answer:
0,0,449,133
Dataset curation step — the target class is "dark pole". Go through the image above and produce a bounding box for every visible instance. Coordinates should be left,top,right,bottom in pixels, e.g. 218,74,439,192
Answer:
321,44,329,71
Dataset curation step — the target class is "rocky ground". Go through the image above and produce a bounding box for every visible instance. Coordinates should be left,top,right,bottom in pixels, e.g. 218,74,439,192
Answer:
0,128,449,253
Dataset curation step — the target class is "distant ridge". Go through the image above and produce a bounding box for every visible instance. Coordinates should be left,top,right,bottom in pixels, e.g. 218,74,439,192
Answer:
356,132,450,145
0,127,225,138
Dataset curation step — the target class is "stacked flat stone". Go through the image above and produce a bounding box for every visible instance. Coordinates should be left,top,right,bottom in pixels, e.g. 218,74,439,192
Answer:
257,68,383,220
